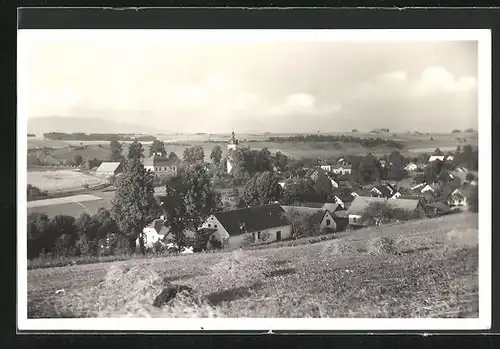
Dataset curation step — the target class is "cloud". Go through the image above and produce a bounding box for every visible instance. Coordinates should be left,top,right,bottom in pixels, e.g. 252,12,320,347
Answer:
413,66,477,97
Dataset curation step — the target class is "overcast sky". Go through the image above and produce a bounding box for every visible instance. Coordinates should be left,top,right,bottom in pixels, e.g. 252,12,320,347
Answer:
21,31,479,133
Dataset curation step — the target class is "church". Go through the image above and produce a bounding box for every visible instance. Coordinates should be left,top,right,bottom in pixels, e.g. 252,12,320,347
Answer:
226,130,239,174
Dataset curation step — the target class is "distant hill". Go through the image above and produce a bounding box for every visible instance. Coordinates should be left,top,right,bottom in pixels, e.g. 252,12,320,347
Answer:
28,116,164,136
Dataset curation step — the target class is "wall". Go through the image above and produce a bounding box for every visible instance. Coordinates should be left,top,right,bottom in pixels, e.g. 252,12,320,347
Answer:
228,224,293,249
320,211,337,231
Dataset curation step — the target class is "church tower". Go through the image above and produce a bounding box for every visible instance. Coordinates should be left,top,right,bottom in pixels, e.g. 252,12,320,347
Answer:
227,130,239,174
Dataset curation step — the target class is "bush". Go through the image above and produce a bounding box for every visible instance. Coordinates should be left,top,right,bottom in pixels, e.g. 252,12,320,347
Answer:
286,208,321,239
361,202,425,226
27,184,48,200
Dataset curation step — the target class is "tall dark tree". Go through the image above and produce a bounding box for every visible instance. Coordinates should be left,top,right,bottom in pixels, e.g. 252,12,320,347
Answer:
424,159,443,183
127,140,145,162
73,154,83,166
149,139,167,157
358,153,381,184
183,146,205,163
111,160,162,254
210,145,223,165
434,148,444,156
109,139,124,162
240,171,282,207
282,180,317,205
255,148,273,172
161,163,222,249
388,150,405,181
168,152,180,163
312,172,334,202
273,151,289,172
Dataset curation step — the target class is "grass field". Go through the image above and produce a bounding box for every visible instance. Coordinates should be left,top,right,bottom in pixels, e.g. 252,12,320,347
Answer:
27,170,107,193
27,131,478,162
27,212,478,318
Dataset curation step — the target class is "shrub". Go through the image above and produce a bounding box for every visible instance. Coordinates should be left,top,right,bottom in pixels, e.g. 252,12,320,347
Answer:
27,184,48,200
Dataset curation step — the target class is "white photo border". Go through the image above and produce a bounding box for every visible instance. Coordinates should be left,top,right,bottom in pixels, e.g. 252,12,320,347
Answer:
17,28,491,332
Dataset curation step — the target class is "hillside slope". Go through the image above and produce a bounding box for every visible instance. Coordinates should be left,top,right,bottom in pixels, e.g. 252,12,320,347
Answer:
27,212,478,319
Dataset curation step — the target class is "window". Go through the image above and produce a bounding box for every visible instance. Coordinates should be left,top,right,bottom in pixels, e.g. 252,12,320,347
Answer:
257,232,261,239
208,223,211,227
214,225,217,228
276,231,282,241
326,219,331,226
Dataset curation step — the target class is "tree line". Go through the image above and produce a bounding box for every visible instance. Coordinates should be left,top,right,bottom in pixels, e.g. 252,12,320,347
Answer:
44,132,157,142
264,134,404,149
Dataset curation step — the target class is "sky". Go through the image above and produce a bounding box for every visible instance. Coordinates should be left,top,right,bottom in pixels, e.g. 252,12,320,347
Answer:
20,30,480,133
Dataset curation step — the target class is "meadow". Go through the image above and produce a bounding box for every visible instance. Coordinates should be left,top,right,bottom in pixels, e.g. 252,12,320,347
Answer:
27,212,478,319
27,169,107,193
27,131,478,162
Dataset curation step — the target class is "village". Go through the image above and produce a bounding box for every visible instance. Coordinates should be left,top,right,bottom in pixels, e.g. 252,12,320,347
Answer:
92,130,478,255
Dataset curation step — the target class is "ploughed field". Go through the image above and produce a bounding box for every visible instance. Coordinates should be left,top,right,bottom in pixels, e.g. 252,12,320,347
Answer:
27,212,479,318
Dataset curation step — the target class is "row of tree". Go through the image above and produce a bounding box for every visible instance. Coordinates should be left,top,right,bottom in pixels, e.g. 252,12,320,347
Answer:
265,134,404,149
44,132,156,142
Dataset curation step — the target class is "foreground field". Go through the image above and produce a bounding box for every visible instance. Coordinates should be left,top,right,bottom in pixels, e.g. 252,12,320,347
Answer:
27,212,479,318
27,169,106,193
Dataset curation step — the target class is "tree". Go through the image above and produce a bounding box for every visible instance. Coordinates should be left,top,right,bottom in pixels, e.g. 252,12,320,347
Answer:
109,139,124,162
451,129,461,133
282,180,317,205
424,160,443,183
27,212,52,259
183,146,205,163
434,148,444,156
239,171,282,207
255,148,273,172
149,139,167,157
168,152,180,163
128,140,145,162
358,153,381,184
286,207,321,239
210,145,223,165
74,154,83,166
160,163,222,249
388,150,405,181
111,160,162,254
312,172,333,202
360,202,424,226
273,151,289,172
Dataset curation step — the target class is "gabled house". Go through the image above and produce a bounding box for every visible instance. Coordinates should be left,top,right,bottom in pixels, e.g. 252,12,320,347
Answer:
95,161,124,178
346,196,425,227
446,187,475,207
144,153,178,176
404,162,418,171
428,155,445,163
200,204,292,248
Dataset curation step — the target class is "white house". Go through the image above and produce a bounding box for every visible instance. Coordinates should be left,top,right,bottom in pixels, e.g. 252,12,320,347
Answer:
330,178,339,188
428,155,445,163
404,162,418,171
320,164,332,172
95,161,124,178
330,165,352,176
138,217,195,249
200,204,292,249
446,155,454,161
144,153,177,176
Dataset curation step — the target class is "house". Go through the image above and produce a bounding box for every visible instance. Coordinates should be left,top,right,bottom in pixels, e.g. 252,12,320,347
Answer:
369,183,397,199
405,162,418,171
95,161,124,178
330,165,352,176
320,164,333,172
346,196,425,227
282,206,339,231
446,155,454,161
144,153,178,176
138,217,196,249
446,187,475,207
428,155,445,162
330,178,339,188
337,158,349,166
200,204,292,249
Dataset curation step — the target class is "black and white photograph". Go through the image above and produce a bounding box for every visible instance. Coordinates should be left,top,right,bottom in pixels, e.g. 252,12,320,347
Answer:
17,27,491,331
